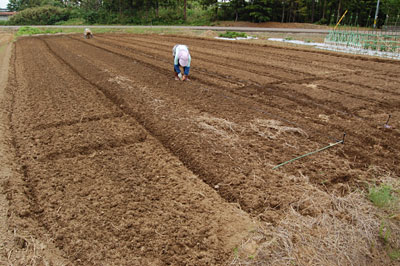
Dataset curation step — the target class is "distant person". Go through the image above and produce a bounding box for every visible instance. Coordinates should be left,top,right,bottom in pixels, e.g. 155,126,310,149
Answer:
172,44,191,81
84,28,93,39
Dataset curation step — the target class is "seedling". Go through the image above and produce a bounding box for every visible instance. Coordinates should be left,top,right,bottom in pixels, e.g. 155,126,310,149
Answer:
379,220,391,243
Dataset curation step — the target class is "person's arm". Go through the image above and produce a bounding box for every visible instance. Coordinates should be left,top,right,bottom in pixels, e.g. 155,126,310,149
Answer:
174,46,180,65
187,54,191,67
173,47,181,73
172,44,178,57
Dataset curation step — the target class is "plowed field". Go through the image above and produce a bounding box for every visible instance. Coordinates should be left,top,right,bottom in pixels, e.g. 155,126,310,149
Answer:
3,33,400,265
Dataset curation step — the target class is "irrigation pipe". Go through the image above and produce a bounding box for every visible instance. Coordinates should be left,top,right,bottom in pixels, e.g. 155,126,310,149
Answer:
272,133,346,170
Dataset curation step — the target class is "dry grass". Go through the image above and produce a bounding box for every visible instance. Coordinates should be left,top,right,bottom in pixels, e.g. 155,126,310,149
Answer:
196,115,241,145
231,171,400,265
250,119,308,140
2,229,69,266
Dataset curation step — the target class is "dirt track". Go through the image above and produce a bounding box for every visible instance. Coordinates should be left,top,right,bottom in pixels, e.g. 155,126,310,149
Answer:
3,33,400,264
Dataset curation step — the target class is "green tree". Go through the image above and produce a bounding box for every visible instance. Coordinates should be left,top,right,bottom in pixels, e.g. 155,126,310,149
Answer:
246,0,272,22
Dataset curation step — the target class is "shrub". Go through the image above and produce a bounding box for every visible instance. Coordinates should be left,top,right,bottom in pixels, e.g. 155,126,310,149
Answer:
9,6,70,25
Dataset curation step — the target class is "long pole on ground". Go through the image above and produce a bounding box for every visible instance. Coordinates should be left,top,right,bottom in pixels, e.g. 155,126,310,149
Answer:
374,0,381,28
272,134,346,170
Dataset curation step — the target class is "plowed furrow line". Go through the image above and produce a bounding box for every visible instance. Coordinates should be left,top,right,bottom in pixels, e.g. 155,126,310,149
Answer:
137,34,400,76
6,42,53,239
128,35,400,96
103,34,314,82
65,36,399,152
115,34,355,77
32,112,124,131
234,83,400,162
100,35,400,115
41,135,146,162
80,36,272,85
45,35,400,211
268,75,393,108
63,36,343,142
325,76,400,97
52,36,400,177
71,36,355,128
10,37,258,265
69,36,244,89
88,38,400,178
41,36,348,215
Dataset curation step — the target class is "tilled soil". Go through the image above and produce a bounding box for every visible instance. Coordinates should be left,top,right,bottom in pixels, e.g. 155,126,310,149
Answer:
3,33,400,265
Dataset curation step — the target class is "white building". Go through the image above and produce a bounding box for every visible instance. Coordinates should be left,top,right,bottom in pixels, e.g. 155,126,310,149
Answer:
0,8,16,21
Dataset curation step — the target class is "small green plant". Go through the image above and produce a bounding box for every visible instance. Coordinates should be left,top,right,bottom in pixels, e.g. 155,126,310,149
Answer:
379,220,391,243
370,41,378,50
377,219,400,261
233,247,239,258
219,31,247,39
388,248,400,261
368,184,397,208
320,179,329,185
285,36,293,41
363,42,371,49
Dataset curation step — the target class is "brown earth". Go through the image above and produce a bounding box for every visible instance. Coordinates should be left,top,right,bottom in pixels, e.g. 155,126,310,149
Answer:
1,32,400,265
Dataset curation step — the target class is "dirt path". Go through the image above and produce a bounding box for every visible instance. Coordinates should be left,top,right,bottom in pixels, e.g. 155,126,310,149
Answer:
2,33,399,265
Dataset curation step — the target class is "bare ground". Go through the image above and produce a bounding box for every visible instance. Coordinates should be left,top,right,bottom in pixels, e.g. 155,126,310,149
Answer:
1,31,400,265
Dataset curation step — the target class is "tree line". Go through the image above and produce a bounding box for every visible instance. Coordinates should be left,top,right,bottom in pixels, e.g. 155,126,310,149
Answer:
6,0,400,27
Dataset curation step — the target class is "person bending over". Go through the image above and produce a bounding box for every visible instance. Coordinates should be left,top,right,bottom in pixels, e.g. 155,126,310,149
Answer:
84,28,93,39
172,44,191,81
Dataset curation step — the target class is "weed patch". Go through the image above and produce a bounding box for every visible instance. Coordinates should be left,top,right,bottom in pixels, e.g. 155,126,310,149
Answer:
368,184,398,209
219,31,247,39
16,26,64,36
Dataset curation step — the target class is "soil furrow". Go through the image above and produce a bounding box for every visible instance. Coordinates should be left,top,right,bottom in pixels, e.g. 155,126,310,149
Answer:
51,35,400,177
134,33,400,77
5,36,256,265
